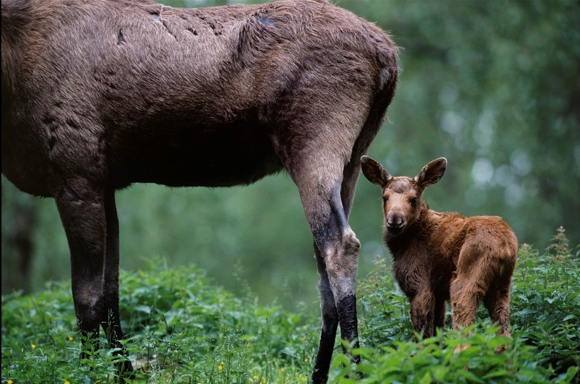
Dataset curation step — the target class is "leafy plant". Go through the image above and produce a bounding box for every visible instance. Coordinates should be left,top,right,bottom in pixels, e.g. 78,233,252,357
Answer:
353,228,579,383
2,229,579,383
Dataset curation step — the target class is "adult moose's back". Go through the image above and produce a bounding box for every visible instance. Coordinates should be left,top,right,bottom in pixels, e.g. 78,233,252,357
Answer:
1,0,398,382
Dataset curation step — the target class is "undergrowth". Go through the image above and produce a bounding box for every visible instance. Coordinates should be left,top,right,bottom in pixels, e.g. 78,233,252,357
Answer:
2,228,579,383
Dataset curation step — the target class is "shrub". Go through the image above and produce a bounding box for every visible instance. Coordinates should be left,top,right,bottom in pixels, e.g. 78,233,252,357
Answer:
353,227,579,383
2,261,317,383
2,229,578,383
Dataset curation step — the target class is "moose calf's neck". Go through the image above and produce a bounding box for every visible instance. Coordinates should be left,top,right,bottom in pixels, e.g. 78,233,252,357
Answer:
385,203,466,264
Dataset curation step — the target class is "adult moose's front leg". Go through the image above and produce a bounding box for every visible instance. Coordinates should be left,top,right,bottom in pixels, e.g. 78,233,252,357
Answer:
53,179,117,368
102,188,134,376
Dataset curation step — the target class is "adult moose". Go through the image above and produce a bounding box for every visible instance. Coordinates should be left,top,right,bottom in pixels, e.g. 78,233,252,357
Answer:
1,0,398,381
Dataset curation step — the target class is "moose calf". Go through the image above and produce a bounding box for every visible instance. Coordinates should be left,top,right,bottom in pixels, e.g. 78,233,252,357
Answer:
360,156,518,349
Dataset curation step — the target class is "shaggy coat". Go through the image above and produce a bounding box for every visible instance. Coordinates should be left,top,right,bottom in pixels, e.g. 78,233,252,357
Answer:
361,156,518,346
1,0,399,382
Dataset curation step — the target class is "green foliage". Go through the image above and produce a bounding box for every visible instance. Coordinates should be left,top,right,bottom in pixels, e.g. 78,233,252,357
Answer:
3,230,579,383
329,327,556,384
2,261,316,383
350,229,580,383
511,229,580,377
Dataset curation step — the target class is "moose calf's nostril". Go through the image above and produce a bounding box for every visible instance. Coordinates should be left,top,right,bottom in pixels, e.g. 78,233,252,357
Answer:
386,212,404,229
387,221,403,230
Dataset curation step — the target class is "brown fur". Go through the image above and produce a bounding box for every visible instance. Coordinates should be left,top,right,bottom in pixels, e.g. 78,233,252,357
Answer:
1,0,398,381
361,156,518,350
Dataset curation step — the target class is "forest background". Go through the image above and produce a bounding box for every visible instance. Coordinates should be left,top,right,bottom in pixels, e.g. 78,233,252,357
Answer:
2,0,579,312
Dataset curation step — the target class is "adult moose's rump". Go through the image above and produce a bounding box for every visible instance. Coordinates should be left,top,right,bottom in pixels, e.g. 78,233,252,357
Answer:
1,0,399,382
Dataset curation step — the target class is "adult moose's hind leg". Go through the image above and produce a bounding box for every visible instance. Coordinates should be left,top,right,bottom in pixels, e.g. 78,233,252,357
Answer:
284,136,369,383
307,152,368,383
312,244,340,383
271,58,391,381
307,176,361,384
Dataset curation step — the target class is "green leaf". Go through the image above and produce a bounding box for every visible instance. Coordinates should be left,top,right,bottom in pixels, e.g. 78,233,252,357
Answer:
482,369,509,379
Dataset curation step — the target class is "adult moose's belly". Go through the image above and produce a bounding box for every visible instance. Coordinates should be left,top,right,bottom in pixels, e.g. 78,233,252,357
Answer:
107,117,283,189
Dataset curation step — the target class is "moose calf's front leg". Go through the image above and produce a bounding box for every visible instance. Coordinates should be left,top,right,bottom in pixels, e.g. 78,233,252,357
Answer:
410,290,435,338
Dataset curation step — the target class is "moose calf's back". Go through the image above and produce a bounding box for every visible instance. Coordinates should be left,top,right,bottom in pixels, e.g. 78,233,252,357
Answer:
415,212,518,272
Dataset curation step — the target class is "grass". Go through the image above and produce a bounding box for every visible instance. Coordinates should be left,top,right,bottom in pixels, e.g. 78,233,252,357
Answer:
2,227,579,383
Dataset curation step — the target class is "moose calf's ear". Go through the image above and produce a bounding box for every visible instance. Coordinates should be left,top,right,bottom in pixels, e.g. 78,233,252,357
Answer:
415,157,447,189
361,156,392,187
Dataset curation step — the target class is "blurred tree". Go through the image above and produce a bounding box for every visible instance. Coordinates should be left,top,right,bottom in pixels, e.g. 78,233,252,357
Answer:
2,179,69,294
1,183,36,293
345,0,580,249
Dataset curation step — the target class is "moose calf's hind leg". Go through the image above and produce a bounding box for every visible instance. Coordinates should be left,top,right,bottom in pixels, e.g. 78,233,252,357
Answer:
434,299,447,330
484,288,512,334
483,275,514,353
450,277,481,353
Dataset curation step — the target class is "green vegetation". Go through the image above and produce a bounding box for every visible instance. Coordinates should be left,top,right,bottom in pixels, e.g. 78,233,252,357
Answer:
3,0,580,313
3,229,578,383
